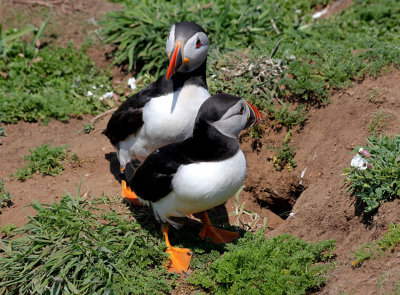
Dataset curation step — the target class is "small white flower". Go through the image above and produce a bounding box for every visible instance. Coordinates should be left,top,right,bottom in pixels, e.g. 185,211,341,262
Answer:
127,77,136,90
87,91,93,96
351,154,370,170
101,91,114,101
92,86,97,89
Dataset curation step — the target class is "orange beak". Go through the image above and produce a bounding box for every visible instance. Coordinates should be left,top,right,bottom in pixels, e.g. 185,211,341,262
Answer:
246,102,262,127
166,41,183,80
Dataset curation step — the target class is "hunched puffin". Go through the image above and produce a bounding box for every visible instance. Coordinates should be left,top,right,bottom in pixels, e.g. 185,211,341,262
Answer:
104,22,210,202
124,93,262,274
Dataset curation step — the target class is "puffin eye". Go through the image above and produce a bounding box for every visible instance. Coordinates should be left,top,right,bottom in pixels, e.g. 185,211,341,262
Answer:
196,38,202,48
167,33,170,39
239,106,244,115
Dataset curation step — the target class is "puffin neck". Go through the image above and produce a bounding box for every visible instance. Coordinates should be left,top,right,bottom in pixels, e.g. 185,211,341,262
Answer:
189,118,239,162
169,58,207,90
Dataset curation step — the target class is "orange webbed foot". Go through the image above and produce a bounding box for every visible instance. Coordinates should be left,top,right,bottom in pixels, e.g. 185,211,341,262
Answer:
198,211,239,244
162,224,192,274
199,225,240,244
121,180,142,206
164,246,192,274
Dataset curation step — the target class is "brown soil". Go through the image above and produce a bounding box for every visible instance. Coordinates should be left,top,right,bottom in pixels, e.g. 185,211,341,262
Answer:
1,1,400,294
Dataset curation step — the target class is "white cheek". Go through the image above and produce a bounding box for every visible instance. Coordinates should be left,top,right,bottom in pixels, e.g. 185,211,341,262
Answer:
165,25,176,54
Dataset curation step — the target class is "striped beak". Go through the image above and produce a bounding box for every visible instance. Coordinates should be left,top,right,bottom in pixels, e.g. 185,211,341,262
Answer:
166,41,183,80
245,102,262,129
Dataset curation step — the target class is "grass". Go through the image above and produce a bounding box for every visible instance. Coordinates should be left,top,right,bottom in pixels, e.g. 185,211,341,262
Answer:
0,189,174,295
229,186,268,232
268,131,297,171
0,179,12,211
101,0,329,75
0,26,113,124
265,103,307,129
101,0,400,105
344,134,400,213
187,231,335,294
368,111,394,134
352,223,400,267
0,126,6,137
364,87,388,104
0,223,17,236
16,144,69,181
83,122,95,134
0,183,337,294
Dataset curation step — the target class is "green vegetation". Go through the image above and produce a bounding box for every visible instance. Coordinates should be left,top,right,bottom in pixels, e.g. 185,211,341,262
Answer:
269,141,297,171
0,126,6,137
101,0,400,104
101,0,328,75
0,190,173,295
0,25,113,124
344,135,400,213
0,184,336,294
364,87,388,104
0,179,12,211
368,111,394,134
83,122,95,134
0,223,17,236
268,131,297,171
16,144,69,180
266,103,307,129
352,223,400,267
188,231,335,294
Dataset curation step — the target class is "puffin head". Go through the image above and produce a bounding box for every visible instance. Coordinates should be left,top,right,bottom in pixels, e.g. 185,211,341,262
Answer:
196,93,262,138
165,22,209,80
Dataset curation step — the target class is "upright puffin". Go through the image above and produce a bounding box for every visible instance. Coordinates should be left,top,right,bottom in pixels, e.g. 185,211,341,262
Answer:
104,22,210,203
124,93,262,274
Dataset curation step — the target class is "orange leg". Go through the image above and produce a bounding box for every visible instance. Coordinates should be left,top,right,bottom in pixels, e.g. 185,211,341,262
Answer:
120,167,142,206
198,211,240,244
162,224,192,274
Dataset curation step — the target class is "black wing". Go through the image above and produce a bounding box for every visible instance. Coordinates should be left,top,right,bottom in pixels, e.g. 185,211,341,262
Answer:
103,61,207,146
125,145,183,202
103,76,173,146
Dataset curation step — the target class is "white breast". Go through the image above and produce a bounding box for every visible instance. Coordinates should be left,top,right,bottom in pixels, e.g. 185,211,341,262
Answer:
150,151,247,225
117,85,210,166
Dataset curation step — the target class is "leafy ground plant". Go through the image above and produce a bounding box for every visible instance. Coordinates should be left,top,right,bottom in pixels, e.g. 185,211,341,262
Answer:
102,0,400,105
0,126,5,137
0,34,113,124
83,122,95,134
16,144,69,180
368,111,394,134
188,231,335,294
0,179,12,211
352,223,400,267
268,131,297,171
344,134,400,213
101,0,328,75
0,189,174,295
265,103,307,129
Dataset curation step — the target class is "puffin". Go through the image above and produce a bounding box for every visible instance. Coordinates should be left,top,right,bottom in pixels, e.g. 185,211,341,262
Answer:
124,93,262,274
104,22,211,203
